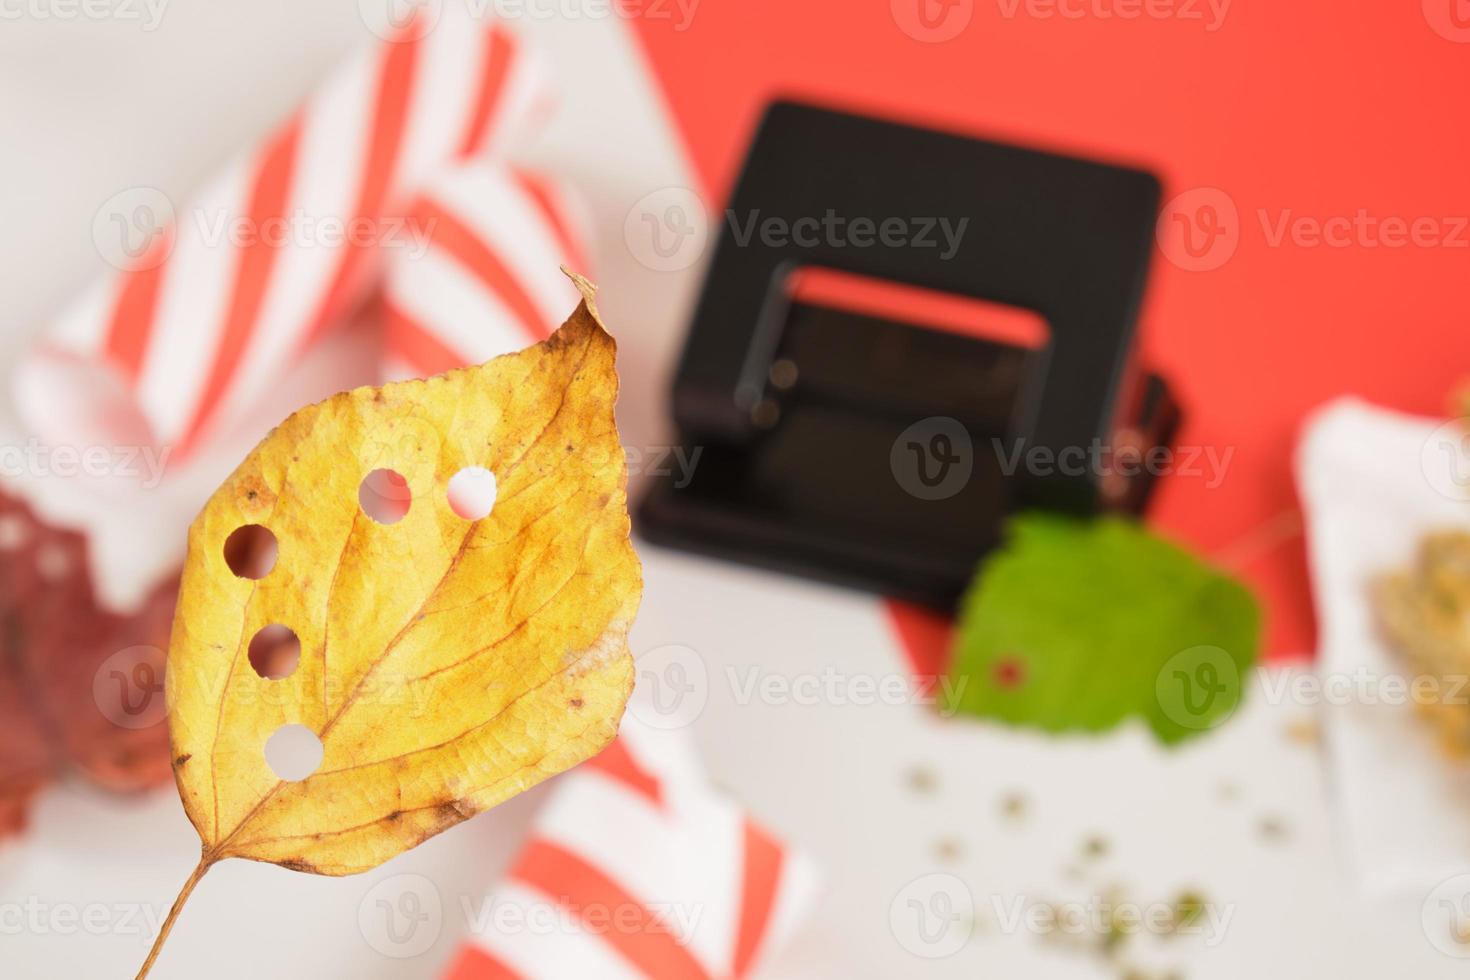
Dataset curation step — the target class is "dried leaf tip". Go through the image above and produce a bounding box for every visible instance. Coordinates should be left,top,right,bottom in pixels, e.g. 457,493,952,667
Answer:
560,267,604,326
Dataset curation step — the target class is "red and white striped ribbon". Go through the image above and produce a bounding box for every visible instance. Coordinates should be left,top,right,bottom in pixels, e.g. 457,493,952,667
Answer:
381,164,590,379
444,717,820,980
14,3,557,458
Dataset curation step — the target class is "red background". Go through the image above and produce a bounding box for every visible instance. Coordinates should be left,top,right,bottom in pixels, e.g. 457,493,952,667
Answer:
631,0,1470,661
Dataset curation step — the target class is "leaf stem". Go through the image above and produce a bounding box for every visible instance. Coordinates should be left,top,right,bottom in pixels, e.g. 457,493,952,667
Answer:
135,857,212,980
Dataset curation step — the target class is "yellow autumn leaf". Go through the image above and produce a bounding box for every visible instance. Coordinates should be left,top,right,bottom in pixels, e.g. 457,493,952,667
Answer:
137,275,640,978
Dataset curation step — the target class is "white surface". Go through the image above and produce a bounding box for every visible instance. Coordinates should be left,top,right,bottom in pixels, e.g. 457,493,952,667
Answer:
1,4,1468,979
1297,399,1470,896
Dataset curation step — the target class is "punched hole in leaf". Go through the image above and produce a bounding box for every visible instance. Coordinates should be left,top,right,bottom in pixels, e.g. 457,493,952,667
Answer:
224,524,278,579
248,624,300,680
447,466,497,520
264,724,322,781
359,468,411,524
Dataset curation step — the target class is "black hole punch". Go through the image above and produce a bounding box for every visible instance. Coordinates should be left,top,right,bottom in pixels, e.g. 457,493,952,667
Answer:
635,101,1178,610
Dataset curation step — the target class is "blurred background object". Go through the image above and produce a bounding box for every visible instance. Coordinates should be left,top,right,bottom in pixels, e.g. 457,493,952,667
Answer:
638,100,1178,607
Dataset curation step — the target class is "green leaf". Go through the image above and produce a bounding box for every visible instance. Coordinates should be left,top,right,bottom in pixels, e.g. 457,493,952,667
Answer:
943,513,1260,745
